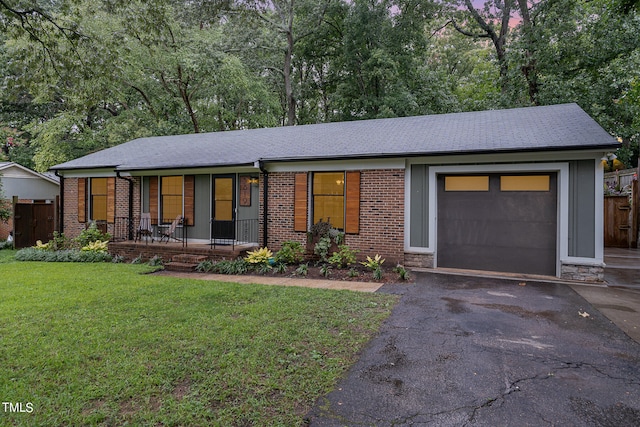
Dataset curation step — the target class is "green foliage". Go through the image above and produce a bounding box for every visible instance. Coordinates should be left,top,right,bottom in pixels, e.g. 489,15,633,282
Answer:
213,258,250,275
373,267,383,280
348,268,360,278
196,259,215,272
320,264,332,277
393,264,410,281
328,245,359,268
314,236,332,262
272,262,288,274
0,240,14,250
244,247,274,265
274,240,305,264
15,248,112,263
295,263,309,276
81,240,109,253
147,255,163,267
361,254,385,270
77,223,111,247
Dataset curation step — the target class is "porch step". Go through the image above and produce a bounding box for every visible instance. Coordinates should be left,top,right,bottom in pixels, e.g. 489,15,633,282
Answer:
165,261,200,272
172,254,209,264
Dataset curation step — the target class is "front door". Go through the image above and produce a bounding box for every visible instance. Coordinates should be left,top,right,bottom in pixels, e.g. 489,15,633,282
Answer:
212,176,235,241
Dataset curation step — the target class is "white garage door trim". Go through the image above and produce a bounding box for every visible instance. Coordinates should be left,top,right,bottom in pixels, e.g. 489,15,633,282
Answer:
428,163,569,277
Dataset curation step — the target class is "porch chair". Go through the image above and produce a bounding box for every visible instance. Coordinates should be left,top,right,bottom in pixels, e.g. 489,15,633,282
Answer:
159,215,184,243
135,212,154,243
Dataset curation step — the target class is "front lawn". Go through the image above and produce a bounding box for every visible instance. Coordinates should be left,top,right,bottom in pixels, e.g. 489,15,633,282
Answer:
0,255,397,426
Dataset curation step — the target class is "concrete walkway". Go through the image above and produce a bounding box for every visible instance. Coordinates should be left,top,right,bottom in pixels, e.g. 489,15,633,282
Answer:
155,271,385,293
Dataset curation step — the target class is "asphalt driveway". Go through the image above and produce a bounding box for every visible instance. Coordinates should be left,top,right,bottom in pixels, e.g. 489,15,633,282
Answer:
306,272,640,426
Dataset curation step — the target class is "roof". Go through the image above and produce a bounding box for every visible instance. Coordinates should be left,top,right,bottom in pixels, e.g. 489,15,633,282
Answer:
50,103,618,172
0,162,60,184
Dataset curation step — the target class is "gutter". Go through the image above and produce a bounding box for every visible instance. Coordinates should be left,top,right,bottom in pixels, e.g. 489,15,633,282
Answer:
116,172,134,240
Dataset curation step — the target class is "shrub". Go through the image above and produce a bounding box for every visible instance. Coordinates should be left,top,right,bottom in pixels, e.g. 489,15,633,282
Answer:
244,247,273,265
361,254,385,270
148,255,164,267
33,240,51,250
196,260,215,272
272,262,288,274
320,264,332,277
373,267,383,280
274,240,304,264
16,248,112,263
81,240,109,253
0,240,13,250
77,223,111,247
213,258,249,275
314,236,332,262
394,264,410,281
328,245,359,268
295,263,309,276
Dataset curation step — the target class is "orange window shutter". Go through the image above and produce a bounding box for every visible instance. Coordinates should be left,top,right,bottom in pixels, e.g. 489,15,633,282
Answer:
78,178,87,223
107,177,116,223
149,177,159,225
345,171,360,234
184,175,195,226
294,173,308,232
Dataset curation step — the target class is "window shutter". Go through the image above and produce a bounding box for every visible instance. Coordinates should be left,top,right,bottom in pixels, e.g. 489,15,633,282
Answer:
345,171,360,234
294,173,308,232
78,178,87,223
106,177,116,224
184,175,195,226
149,176,159,225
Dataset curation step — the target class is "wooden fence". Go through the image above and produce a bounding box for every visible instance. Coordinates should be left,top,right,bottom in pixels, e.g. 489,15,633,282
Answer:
604,168,639,248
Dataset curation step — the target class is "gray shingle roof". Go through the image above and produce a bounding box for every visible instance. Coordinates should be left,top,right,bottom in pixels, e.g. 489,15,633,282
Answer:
51,103,618,172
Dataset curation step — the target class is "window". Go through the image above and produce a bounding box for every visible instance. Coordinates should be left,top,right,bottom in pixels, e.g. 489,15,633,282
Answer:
161,176,183,223
313,172,345,229
444,176,489,192
90,178,108,221
500,175,550,191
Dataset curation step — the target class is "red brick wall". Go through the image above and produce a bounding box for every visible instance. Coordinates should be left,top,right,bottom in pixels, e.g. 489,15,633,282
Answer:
264,169,405,264
63,178,84,239
62,176,141,239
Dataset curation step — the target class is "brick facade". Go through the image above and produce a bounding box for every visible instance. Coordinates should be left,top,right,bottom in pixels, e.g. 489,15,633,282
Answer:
62,176,141,239
263,169,405,264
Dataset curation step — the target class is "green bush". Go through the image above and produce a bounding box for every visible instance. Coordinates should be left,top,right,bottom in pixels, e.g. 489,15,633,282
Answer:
77,223,112,247
196,260,215,272
15,248,112,263
213,258,249,275
274,240,305,264
244,247,273,265
328,245,359,268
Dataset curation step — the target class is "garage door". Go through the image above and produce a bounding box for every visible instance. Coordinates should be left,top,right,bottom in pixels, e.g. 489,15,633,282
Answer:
437,173,557,276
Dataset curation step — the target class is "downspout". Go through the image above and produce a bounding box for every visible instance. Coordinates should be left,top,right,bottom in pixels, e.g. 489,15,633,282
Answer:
116,171,134,241
258,161,269,248
54,170,64,234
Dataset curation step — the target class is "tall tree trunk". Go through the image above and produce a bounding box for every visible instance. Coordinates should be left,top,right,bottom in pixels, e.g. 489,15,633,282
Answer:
284,30,296,126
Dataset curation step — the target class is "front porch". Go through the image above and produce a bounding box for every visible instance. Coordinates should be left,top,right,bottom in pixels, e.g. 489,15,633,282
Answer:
108,240,258,264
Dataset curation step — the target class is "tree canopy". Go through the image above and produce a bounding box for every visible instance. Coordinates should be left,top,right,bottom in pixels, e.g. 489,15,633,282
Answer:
1,0,638,171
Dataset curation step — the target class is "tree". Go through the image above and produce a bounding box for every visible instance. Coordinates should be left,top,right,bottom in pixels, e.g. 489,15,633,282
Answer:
236,0,333,126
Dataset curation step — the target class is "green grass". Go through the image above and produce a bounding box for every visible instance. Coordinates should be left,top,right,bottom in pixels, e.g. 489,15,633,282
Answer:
0,252,397,426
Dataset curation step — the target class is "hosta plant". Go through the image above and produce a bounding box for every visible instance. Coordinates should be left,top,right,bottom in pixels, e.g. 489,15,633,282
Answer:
244,247,273,265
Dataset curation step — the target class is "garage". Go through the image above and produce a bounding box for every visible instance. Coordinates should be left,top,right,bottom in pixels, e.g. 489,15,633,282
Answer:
436,173,558,276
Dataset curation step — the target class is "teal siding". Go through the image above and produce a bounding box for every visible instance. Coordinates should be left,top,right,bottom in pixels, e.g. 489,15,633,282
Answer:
190,175,211,240
568,160,596,258
410,165,429,248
